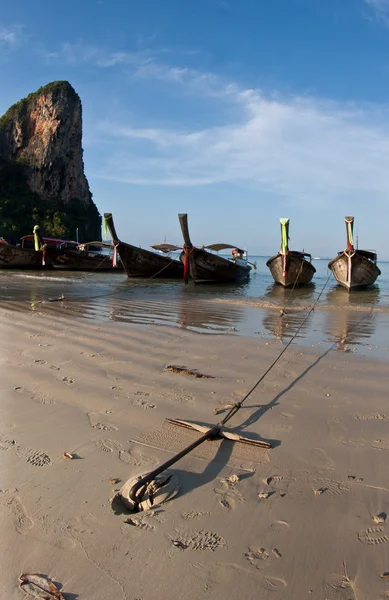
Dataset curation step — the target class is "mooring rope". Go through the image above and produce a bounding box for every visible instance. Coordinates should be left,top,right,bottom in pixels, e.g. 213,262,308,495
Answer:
218,270,333,427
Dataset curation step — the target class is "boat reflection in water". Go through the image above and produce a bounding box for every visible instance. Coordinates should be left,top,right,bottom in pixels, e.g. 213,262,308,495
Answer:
325,308,377,352
324,286,379,351
264,282,316,307
325,285,381,308
262,306,314,343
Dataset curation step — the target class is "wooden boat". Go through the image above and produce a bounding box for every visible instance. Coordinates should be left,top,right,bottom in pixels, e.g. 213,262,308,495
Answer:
266,218,316,287
0,232,69,269
328,216,381,290
103,213,183,278
178,213,252,283
0,239,52,269
50,241,124,271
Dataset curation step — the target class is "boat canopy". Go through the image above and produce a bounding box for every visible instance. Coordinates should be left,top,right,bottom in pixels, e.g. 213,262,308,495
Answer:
79,241,116,249
205,243,245,253
20,235,77,245
150,243,182,253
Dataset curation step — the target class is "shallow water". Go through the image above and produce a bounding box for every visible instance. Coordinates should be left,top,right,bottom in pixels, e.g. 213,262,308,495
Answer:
1,257,389,358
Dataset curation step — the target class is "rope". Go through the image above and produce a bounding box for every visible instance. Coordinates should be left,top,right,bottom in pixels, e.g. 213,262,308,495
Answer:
218,270,332,428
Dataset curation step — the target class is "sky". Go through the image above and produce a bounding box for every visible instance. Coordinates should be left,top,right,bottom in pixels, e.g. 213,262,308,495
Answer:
1,0,389,258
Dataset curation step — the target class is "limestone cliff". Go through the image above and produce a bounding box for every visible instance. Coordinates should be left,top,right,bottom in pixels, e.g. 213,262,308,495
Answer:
0,81,101,240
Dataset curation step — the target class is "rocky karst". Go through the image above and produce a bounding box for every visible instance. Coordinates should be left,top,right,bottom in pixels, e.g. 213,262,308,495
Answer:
0,80,101,240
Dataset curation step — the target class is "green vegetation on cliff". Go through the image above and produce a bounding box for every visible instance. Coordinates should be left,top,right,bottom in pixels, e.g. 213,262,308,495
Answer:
0,81,78,131
0,80,101,242
0,158,101,241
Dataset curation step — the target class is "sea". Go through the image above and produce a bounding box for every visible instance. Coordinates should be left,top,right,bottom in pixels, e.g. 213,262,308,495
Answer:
1,257,389,359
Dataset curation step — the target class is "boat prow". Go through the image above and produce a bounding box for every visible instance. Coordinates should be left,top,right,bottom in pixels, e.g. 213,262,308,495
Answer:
266,218,316,287
103,213,183,278
328,217,381,290
178,213,252,283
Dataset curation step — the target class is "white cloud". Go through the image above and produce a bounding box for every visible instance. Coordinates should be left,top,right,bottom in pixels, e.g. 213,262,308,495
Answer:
94,79,389,210
364,0,389,23
0,25,25,50
43,42,152,69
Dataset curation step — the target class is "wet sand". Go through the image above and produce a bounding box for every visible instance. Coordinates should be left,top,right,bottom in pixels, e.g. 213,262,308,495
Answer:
0,309,388,599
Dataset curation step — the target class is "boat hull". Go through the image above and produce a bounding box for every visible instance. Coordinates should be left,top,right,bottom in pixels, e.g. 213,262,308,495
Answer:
116,242,183,278
180,248,251,283
51,250,123,271
0,244,53,269
103,212,183,279
266,252,316,287
328,251,381,290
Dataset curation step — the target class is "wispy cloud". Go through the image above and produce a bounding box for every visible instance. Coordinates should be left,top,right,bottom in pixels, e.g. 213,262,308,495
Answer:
0,24,25,51
43,41,151,69
364,0,389,23
94,72,389,209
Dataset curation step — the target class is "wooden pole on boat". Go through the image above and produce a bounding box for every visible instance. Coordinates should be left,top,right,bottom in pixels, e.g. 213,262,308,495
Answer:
103,213,120,244
279,218,290,279
344,216,354,252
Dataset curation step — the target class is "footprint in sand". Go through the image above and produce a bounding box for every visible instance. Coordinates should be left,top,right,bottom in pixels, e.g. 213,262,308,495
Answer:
324,573,357,599
182,511,211,521
214,476,244,511
312,478,351,498
0,490,34,535
311,448,335,471
0,434,16,451
262,576,287,592
131,397,156,410
372,439,389,450
14,387,56,405
355,413,389,421
118,446,155,467
170,528,226,551
358,526,389,545
192,562,286,594
15,446,52,467
244,547,272,568
95,438,122,453
269,520,290,534
87,412,118,431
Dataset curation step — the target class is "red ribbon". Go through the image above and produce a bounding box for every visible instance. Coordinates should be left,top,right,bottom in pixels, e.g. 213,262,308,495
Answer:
183,246,193,284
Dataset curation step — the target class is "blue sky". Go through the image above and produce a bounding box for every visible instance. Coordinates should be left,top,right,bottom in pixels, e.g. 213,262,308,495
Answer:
1,0,389,258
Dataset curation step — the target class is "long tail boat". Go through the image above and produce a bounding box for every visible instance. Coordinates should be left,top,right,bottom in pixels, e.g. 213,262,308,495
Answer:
103,213,183,278
50,241,124,271
0,239,52,269
266,218,316,287
178,213,252,283
0,229,67,269
328,216,381,290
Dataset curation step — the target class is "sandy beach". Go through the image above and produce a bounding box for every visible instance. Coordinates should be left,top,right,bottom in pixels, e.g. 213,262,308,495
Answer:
1,307,388,600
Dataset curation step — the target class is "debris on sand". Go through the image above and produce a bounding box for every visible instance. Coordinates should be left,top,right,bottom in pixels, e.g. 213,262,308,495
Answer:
164,365,215,379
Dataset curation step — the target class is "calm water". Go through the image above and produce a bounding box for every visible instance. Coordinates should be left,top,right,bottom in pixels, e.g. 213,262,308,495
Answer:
1,257,389,357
